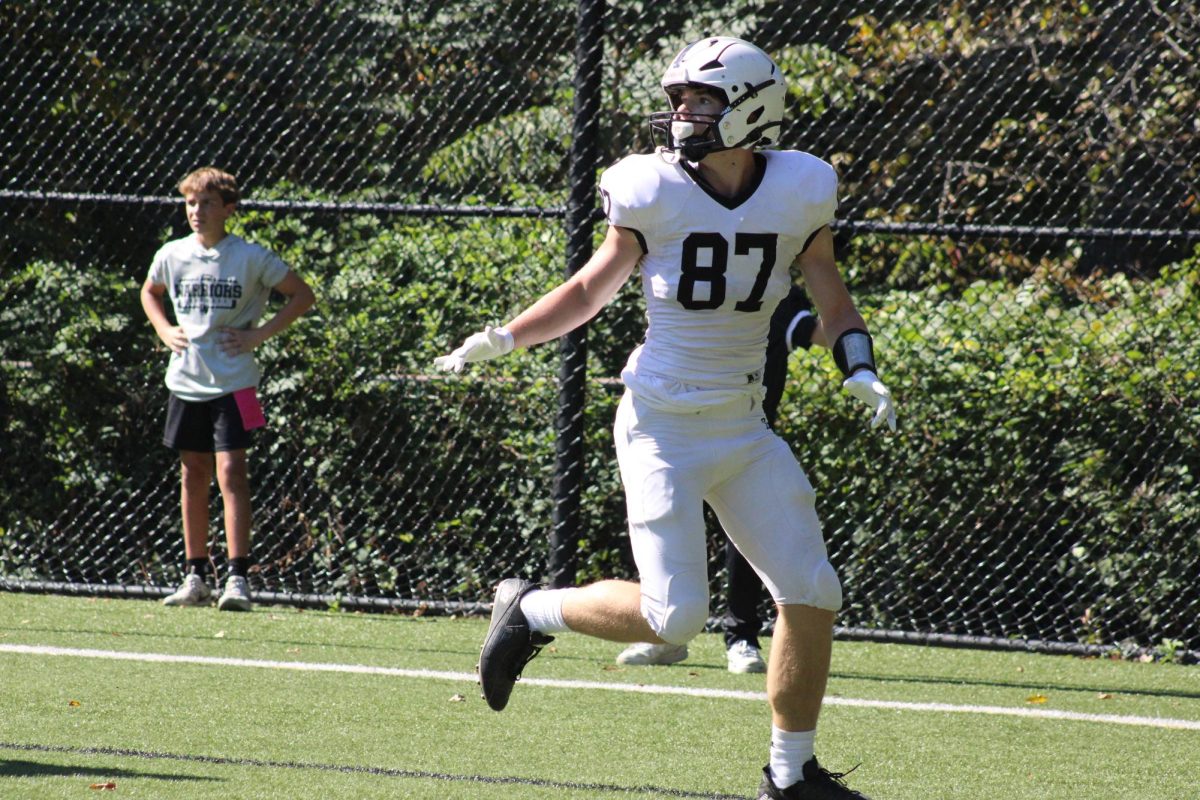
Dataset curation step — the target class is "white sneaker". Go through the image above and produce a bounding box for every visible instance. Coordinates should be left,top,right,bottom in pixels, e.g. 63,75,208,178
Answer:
162,574,213,607
726,640,766,674
615,642,689,666
217,575,253,612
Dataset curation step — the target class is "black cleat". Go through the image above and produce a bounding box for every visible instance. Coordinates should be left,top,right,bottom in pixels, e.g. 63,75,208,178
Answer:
477,578,554,711
757,758,871,799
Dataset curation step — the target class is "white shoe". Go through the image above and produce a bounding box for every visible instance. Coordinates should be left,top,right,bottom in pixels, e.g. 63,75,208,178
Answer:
217,575,253,611
162,574,213,607
726,640,766,673
615,642,689,666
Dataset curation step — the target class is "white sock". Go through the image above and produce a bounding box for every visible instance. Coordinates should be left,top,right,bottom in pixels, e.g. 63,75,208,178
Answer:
769,726,815,789
519,588,573,634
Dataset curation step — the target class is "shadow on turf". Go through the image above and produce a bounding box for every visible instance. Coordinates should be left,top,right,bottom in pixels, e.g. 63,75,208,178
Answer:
0,743,743,799
0,758,218,782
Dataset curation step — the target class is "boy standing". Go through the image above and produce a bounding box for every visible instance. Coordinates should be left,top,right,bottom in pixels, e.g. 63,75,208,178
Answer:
140,167,315,611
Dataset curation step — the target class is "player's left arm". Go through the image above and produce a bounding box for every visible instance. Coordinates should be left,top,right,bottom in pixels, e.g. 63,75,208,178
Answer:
218,269,316,356
794,226,897,431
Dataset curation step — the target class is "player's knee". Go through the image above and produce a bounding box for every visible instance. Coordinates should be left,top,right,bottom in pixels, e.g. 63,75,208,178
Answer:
650,599,708,645
807,558,843,612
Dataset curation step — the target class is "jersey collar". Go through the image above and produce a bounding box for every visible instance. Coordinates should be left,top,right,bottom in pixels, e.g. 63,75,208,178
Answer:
680,152,767,210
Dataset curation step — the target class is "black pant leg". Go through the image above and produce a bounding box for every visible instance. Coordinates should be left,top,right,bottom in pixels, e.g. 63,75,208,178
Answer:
722,536,765,649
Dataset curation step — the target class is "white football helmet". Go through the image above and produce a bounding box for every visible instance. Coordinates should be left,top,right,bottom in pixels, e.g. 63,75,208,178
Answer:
649,36,786,163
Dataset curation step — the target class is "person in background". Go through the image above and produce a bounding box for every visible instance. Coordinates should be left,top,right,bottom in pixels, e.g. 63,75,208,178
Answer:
141,166,315,612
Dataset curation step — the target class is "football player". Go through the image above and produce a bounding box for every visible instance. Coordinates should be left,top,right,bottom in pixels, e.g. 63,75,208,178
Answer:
436,36,893,800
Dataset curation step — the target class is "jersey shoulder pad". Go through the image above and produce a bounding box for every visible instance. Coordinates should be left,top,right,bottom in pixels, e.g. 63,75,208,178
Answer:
768,150,838,231
772,150,838,206
599,153,670,230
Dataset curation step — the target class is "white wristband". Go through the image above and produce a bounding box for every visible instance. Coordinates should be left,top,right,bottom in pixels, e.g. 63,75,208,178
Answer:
493,326,515,354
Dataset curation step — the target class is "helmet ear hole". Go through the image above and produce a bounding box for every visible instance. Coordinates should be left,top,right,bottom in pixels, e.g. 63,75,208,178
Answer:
746,107,763,125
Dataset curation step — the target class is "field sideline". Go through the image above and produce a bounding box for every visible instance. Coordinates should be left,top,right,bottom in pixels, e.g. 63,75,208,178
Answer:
2,593,1197,799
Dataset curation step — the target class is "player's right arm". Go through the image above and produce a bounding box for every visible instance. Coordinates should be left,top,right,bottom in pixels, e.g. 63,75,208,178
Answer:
506,225,641,348
140,277,189,354
434,225,641,372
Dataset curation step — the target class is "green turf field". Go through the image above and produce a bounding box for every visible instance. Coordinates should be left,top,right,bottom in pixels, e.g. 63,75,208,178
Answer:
1,592,1197,799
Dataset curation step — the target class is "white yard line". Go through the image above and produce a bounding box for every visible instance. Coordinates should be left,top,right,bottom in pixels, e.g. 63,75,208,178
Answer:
4,643,1198,731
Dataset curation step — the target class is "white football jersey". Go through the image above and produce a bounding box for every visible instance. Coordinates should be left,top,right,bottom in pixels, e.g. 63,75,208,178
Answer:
600,149,837,407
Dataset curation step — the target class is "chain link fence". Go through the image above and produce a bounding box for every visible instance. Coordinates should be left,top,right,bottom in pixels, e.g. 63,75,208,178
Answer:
2,1,1198,658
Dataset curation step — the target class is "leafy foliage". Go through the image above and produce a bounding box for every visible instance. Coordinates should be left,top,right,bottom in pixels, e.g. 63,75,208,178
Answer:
2,1,1197,654
770,253,1200,643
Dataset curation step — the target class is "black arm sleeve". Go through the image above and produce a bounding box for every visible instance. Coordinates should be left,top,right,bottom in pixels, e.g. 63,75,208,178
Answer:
763,286,817,425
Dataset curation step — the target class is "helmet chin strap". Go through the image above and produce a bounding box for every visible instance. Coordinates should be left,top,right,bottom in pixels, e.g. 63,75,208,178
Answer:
679,137,722,162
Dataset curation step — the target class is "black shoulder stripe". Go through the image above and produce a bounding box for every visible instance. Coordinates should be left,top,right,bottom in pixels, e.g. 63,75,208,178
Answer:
611,225,648,254
800,225,827,254
632,228,648,255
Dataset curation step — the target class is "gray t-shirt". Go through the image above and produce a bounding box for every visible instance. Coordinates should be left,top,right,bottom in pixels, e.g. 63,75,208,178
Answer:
148,233,290,401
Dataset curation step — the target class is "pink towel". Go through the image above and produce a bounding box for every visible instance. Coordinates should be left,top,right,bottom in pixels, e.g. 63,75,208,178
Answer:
233,387,267,430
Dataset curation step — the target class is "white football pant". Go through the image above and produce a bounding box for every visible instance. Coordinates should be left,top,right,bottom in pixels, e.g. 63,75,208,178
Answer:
614,390,842,645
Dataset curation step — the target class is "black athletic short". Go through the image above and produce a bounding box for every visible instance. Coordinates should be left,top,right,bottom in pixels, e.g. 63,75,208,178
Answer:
163,392,255,453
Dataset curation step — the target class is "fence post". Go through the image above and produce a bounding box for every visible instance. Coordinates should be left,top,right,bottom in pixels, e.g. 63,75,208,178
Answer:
549,0,604,589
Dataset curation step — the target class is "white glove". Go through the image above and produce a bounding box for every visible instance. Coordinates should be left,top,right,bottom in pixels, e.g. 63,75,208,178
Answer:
843,370,897,432
433,326,515,373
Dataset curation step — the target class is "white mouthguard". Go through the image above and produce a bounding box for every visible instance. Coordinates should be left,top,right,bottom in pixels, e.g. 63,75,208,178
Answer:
671,120,697,140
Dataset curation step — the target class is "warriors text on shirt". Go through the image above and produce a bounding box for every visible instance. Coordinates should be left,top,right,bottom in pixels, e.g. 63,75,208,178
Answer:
174,276,244,313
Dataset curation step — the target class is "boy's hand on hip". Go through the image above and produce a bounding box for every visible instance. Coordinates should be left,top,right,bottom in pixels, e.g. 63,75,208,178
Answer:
161,326,189,354
433,326,515,373
219,327,262,356
843,370,897,432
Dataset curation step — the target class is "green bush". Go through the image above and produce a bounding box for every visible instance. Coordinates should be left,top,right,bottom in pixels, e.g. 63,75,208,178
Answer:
769,255,1200,643
2,210,1197,649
